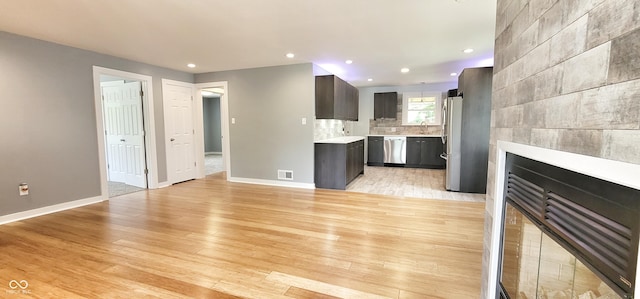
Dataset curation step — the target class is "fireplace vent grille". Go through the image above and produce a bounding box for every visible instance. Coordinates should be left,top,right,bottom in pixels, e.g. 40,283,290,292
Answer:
506,173,544,219
546,192,632,280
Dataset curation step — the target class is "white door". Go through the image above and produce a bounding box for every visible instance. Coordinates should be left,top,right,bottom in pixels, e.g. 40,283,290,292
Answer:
102,81,147,188
163,81,196,184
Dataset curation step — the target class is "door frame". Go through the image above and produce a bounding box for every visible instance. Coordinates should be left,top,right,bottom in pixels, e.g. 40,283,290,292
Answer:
195,81,230,179
92,66,159,199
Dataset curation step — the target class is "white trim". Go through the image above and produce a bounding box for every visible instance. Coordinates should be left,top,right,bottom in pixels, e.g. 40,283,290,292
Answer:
195,81,231,181
157,181,172,188
0,196,104,225
488,141,640,298
161,79,197,185
92,66,159,196
229,177,316,190
205,152,223,155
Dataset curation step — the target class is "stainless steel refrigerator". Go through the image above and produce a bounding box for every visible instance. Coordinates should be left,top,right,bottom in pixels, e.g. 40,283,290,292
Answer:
442,96,463,191
441,67,493,193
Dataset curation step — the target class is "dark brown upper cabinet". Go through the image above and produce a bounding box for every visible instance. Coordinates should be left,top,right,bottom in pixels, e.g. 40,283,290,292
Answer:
373,92,397,120
315,75,359,121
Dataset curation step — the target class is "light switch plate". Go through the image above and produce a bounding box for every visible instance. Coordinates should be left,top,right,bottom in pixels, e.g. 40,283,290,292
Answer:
19,183,28,196
301,117,307,125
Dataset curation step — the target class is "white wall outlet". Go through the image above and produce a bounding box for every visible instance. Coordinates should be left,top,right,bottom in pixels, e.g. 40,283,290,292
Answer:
231,117,236,124
301,117,307,125
19,183,29,196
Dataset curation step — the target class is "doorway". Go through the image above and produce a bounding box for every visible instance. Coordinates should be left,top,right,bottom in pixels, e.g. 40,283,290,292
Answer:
194,81,230,179
201,89,224,175
92,67,159,200
100,78,147,197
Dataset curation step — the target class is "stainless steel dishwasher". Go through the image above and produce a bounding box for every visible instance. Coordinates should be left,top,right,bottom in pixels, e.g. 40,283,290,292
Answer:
383,136,406,164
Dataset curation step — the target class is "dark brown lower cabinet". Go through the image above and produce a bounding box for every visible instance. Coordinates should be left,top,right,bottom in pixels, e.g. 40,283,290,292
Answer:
406,137,446,169
315,140,364,190
367,136,384,166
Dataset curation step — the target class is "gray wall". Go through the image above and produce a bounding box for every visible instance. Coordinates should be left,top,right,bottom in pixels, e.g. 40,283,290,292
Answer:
0,31,193,216
195,64,315,184
481,0,640,297
203,96,222,153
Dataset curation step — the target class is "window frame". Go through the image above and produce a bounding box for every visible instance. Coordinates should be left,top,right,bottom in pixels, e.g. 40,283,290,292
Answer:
401,92,442,126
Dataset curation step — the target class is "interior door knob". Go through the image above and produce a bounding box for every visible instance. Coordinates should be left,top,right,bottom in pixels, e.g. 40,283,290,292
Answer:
170,138,175,141
120,139,125,142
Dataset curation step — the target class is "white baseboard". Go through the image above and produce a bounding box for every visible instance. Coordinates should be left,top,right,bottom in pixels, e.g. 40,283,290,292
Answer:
228,177,316,190
0,195,106,225
157,181,172,188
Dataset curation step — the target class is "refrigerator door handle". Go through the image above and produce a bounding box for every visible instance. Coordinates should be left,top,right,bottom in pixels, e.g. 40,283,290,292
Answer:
441,99,447,144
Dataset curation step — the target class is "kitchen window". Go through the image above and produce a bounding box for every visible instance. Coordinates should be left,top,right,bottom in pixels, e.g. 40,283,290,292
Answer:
402,92,441,125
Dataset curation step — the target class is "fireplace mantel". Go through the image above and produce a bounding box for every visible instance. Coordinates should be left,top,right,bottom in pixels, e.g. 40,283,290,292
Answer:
488,141,640,298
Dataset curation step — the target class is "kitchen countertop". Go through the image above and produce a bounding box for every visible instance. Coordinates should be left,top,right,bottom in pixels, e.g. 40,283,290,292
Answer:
368,134,442,138
314,136,366,144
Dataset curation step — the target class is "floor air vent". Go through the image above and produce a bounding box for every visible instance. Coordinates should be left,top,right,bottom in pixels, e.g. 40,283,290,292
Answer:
277,170,293,181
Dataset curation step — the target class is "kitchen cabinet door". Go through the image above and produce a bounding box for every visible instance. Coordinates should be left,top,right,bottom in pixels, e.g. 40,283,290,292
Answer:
383,93,397,119
374,92,397,120
374,95,385,120
406,138,423,166
406,137,445,169
335,77,349,120
356,140,364,175
315,75,358,121
422,138,445,168
347,85,359,121
315,140,364,190
315,75,336,119
346,140,364,182
346,142,356,182
315,143,347,189
367,136,384,166
457,67,493,193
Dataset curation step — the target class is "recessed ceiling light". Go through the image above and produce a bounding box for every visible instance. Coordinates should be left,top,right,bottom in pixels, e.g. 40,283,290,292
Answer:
286,53,295,58
450,72,458,76
463,48,474,54
367,78,373,82
345,60,353,64
401,68,410,73
187,63,196,68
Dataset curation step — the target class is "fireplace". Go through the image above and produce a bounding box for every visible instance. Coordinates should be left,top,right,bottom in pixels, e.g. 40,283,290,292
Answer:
501,201,625,298
488,141,640,299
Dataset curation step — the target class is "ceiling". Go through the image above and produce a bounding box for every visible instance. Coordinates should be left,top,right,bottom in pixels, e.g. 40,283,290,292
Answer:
0,0,497,87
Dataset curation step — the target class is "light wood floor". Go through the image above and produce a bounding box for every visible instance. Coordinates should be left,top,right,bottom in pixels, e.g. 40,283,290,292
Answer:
0,172,485,298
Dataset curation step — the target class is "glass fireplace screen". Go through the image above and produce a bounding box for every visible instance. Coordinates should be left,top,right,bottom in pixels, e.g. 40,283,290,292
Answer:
500,202,622,299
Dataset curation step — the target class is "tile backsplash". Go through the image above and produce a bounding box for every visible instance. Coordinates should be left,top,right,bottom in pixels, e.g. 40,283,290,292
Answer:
369,119,442,135
315,119,349,140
